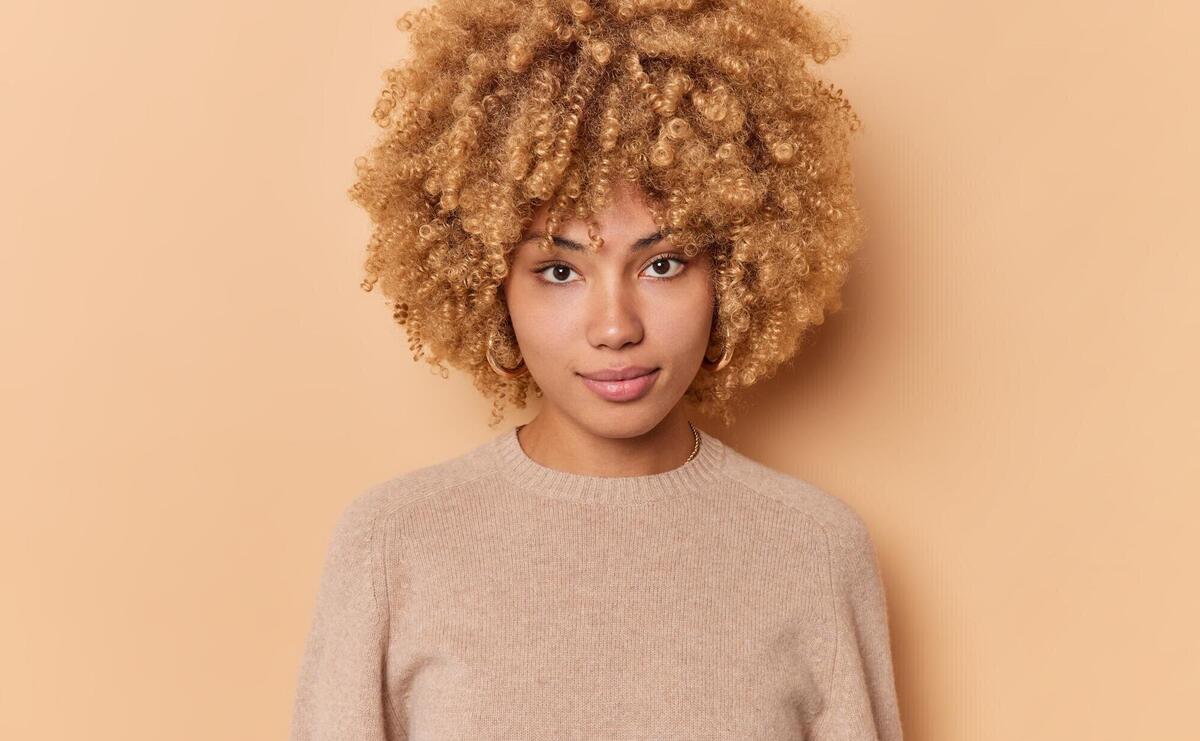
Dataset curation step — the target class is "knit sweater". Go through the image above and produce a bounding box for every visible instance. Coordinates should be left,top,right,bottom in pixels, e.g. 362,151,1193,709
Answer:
289,425,903,741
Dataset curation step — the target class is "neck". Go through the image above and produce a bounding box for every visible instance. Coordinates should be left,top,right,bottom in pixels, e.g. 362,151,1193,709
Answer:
516,407,697,478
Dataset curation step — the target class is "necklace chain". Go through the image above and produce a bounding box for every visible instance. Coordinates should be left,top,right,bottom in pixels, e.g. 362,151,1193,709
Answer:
685,420,701,462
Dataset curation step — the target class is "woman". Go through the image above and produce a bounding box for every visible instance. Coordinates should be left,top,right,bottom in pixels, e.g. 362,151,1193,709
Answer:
291,1,902,739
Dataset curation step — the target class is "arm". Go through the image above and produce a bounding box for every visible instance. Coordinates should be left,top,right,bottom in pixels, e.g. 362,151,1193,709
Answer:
811,514,904,741
290,493,402,740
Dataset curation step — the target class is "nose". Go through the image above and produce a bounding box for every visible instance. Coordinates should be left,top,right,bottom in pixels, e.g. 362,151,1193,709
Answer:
584,277,645,351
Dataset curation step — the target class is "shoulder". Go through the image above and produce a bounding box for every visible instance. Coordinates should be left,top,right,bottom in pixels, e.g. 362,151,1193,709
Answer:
331,435,500,537
719,441,875,551
718,443,884,584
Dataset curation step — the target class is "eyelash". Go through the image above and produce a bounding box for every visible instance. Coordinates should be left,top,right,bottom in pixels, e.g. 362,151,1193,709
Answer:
532,253,690,285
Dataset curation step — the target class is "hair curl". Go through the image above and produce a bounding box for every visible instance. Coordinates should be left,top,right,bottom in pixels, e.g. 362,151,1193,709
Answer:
349,0,865,428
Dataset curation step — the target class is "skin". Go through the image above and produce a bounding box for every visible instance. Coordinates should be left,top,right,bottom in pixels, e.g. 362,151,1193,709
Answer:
501,179,716,477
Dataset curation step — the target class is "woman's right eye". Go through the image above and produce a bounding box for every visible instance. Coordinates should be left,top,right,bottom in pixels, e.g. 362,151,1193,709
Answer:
534,263,580,285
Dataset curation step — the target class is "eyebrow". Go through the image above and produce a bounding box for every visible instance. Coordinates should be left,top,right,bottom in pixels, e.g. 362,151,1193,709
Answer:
522,230,667,252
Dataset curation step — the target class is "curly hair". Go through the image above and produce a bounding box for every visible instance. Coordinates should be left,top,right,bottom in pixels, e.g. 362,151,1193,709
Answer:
349,0,865,428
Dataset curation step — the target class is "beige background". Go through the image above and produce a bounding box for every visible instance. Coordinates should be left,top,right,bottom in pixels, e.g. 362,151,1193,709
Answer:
2,1,1196,738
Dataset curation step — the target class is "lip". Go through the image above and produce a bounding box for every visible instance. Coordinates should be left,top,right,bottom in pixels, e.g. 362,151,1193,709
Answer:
577,367,661,402
578,365,658,382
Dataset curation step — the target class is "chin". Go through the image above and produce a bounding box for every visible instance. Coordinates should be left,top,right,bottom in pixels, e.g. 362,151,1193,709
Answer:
569,401,675,439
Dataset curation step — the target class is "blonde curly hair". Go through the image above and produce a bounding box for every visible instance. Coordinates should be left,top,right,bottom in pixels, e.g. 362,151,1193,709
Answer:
350,0,865,428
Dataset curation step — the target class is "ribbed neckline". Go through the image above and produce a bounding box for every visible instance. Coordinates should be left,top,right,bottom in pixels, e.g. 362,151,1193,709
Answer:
489,423,728,505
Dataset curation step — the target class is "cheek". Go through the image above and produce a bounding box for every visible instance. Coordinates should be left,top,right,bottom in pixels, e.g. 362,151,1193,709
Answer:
514,303,574,344
639,265,715,354
647,284,715,352
505,282,577,357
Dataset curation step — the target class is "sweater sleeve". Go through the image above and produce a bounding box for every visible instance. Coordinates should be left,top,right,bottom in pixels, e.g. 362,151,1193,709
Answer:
811,513,904,741
290,493,401,740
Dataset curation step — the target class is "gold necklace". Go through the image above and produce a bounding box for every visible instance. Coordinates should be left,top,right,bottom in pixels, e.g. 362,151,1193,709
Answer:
685,420,701,462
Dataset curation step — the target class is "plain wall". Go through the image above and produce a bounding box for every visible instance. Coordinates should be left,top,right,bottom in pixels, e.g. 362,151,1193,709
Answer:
2,1,1196,738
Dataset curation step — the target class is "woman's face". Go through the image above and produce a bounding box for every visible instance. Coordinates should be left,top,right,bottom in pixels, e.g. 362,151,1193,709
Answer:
502,179,715,438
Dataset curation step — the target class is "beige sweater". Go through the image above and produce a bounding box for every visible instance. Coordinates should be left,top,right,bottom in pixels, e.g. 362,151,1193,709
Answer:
289,426,903,740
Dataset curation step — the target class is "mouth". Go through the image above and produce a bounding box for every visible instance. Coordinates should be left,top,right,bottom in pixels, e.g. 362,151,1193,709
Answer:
577,367,661,402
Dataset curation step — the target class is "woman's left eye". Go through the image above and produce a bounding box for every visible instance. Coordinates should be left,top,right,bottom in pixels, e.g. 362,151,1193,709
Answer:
643,256,687,279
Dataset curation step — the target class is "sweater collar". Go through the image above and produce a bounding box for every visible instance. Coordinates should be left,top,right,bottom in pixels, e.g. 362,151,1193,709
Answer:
489,424,727,505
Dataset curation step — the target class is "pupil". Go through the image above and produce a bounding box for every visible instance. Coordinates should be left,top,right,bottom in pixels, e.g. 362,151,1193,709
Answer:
654,259,668,274
554,266,569,281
